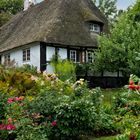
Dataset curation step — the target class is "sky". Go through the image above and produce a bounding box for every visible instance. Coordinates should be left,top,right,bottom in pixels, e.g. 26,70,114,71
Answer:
117,0,136,10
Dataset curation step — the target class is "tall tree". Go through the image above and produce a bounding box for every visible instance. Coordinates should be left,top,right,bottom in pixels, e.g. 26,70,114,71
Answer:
0,0,23,27
92,0,117,22
93,0,140,77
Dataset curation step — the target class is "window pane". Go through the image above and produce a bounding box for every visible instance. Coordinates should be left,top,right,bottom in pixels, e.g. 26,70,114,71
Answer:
23,48,30,61
70,50,76,62
90,23,100,33
87,51,94,63
27,49,30,60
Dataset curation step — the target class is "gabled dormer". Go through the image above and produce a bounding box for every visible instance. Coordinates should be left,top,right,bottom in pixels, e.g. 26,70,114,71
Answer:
88,21,104,34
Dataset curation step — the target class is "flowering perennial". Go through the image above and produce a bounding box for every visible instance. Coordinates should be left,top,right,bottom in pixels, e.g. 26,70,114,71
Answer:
51,120,57,127
7,96,24,104
0,124,16,130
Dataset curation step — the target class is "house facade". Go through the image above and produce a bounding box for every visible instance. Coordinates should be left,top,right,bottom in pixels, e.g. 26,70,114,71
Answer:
0,0,108,73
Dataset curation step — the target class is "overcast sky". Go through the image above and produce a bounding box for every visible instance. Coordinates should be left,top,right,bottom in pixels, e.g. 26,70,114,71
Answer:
117,0,136,10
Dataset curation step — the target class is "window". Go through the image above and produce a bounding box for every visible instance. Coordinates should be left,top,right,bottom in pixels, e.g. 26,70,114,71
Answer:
23,48,30,62
87,51,94,63
70,50,76,62
4,54,10,65
90,23,100,33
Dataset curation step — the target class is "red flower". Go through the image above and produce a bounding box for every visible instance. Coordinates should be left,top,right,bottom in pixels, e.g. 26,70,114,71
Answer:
6,124,16,130
0,124,16,130
129,81,134,85
51,120,57,127
135,85,139,90
0,124,6,130
129,85,135,90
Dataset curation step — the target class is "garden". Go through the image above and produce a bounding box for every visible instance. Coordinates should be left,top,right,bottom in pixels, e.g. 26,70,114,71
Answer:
0,65,140,140
0,1,140,139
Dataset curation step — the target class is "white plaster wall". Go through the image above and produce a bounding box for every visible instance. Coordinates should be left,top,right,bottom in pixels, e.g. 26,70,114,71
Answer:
58,48,67,59
46,46,55,61
46,64,54,74
1,43,40,70
46,46,55,73
10,50,22,66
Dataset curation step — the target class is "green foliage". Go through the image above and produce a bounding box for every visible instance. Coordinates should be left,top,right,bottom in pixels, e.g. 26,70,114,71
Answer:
16,64,38,75
92,0,117,23
94,1,140,76
16,125,49,140
53,97,97,139
112,88,140,139
0,67,37,96
0,0,23,14
51,56,76,82
3,66,140,139
0,92,7,120
0,0,23,27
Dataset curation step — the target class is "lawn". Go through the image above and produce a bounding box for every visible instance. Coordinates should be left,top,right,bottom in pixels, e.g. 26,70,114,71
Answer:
101,88,126,104
89,88,125,140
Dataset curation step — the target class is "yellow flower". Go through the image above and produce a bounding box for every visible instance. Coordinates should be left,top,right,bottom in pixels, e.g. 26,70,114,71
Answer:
26,96,34,101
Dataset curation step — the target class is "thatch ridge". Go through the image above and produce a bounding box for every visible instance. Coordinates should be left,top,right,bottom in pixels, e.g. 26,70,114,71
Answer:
0,0,108,52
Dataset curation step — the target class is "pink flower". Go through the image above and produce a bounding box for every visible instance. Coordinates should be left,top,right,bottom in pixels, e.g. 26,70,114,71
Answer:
7,98,14,104
18,96,24,101
51,120,57,127
0,124,6,130
6,124,16,130
8,118,13,124
15,97,20,101
15,96,24,101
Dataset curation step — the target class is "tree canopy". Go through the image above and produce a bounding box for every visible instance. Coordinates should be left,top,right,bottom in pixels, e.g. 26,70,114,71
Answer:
92,0,117,23
0,0,23,27
94,0,140,77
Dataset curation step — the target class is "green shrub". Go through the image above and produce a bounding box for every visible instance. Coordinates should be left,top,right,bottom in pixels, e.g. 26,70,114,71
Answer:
16,125,49,140
51,56,76,82
52,97,97,140
16,64,38,75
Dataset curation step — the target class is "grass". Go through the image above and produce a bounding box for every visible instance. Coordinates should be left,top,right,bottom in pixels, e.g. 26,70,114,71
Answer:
87,88,126,140
101,88,126,105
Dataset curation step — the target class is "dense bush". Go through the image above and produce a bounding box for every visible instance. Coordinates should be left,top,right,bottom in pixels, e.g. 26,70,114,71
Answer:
112,75,140,139
3,66,139,139
0,66,117,140
27,92,97,140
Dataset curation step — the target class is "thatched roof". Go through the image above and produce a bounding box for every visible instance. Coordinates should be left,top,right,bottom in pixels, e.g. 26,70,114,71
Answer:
0,0,108,52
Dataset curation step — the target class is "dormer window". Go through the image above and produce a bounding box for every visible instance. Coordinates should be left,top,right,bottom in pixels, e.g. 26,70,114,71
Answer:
90,23,100,33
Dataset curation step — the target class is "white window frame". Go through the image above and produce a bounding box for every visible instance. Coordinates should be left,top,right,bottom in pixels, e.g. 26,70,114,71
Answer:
90,23,100,33
86,51,94,63
4,54,10,65
23,48,30,62
70,50,76,62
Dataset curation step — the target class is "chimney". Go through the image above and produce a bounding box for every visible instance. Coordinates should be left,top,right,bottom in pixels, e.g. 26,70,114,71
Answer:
24,0,36,11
